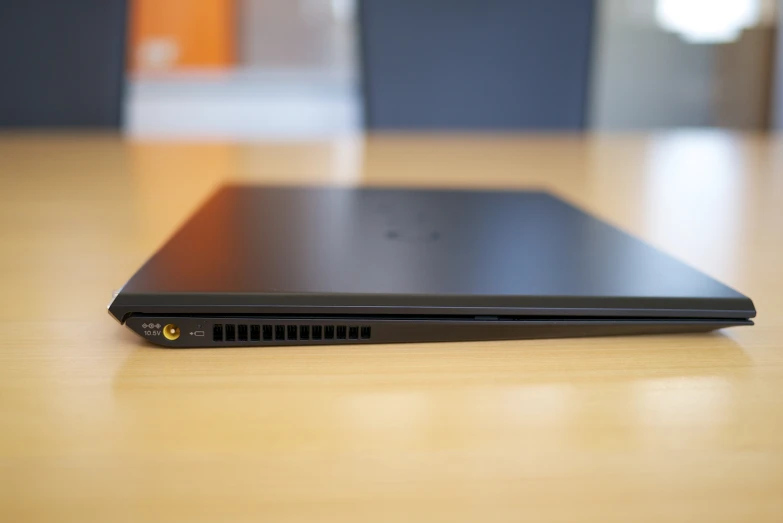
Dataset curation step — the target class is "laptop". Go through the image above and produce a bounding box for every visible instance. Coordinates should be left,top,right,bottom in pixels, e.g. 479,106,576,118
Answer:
109,186,755,347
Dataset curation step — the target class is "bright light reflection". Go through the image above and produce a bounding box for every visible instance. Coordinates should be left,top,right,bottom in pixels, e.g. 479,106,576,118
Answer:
656,0,760,43
633,377,733,425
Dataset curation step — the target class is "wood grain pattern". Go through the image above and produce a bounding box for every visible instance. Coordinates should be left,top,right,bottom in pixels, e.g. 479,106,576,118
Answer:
1,132,782,522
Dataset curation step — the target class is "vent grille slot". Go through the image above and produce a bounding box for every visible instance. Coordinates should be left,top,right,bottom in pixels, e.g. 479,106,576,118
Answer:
207,323,371,344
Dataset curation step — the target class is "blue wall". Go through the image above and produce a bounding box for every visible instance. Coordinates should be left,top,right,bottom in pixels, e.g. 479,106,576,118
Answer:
0,0,127,128
360,0,595,131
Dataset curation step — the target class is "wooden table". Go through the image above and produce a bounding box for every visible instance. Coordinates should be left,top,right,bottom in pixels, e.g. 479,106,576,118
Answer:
1,132,782,522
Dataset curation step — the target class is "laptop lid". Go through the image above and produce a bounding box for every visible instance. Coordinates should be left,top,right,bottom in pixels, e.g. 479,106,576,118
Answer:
109,186,755,322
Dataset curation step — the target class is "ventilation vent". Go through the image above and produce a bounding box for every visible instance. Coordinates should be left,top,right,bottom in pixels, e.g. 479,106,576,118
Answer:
210,323,371,344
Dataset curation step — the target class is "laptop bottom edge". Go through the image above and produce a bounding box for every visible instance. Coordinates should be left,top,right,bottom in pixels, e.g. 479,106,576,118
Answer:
123,315,752,348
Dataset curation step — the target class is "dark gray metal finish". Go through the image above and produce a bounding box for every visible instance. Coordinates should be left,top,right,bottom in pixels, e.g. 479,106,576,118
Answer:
125,315,751,348
109,185,755,346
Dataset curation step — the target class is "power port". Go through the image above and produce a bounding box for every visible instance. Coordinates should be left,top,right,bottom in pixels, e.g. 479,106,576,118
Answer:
163,324,180,341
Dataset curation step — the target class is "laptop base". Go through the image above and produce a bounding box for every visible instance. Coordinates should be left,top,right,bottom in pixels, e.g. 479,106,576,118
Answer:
125,315,752,348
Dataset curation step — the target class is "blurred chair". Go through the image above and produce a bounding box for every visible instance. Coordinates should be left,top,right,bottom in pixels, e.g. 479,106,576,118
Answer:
0,0,127,128
359,0,595,131
776,5,783,130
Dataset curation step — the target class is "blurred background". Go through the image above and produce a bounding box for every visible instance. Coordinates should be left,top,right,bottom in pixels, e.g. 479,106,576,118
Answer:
0,0,781,137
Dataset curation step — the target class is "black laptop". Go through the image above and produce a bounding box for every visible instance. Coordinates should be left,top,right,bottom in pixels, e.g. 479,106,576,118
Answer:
109,186,755,347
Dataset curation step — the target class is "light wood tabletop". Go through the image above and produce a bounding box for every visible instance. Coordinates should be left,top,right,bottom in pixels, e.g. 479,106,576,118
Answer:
1,132,782,522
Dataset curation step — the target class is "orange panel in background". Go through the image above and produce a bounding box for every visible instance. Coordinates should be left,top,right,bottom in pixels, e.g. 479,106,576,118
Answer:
129,0,236,72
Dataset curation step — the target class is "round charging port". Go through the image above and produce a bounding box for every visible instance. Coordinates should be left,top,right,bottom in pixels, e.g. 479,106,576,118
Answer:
163,324,180,341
